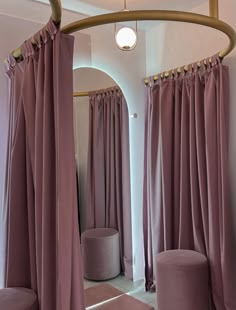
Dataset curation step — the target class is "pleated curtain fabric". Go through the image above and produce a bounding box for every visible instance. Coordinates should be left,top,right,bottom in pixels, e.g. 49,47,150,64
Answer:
86,87,133,279
5,19,84,310
143,58,236,310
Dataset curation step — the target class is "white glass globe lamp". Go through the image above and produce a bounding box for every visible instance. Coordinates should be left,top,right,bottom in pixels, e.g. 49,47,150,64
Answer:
115,26,137,51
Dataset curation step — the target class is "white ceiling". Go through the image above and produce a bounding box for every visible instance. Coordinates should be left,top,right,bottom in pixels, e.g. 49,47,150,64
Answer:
37,0,207,16
0,0,208,31
76,0,206,12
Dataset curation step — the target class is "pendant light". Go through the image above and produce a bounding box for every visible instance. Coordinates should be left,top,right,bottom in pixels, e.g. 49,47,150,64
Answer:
115,0,138,51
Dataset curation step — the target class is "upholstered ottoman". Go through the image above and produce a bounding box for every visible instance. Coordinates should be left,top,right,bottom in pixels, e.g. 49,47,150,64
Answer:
81,228,120,280
156,250,209,310
0,288,38,310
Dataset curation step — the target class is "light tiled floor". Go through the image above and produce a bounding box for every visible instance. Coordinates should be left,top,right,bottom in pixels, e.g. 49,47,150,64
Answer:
84,275,157,309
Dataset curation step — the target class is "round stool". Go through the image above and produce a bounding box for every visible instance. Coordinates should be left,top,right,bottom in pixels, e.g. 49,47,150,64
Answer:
81,228,120,280
156,250,209,310
0,288,38,310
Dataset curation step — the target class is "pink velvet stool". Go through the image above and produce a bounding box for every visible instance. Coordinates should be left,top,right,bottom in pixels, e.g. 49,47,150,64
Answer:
0,287,38,310
81,228,120,280
156,250,209,310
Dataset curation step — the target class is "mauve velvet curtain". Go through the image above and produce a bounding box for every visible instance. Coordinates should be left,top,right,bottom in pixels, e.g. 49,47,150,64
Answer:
5,19,84,310
87,87,133,279
143,58,236,309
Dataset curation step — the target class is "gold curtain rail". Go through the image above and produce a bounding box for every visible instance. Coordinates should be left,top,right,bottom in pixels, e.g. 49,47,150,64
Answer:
209,0,219,19
11,0,236,64
73,86,119,97
61,10,236,59
49,0,62,24
73,92,89,97
143,57,217,85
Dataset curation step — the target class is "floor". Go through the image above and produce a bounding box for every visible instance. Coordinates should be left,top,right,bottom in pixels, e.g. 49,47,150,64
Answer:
84,275,157,309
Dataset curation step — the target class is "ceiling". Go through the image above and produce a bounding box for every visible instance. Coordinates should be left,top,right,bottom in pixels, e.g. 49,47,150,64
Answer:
37,0,207,16
32,0,208,30
76,0,206,12
0,0,208,31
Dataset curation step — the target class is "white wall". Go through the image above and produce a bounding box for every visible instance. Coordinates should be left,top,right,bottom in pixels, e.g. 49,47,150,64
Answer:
73,67,117,233
146,0,236,235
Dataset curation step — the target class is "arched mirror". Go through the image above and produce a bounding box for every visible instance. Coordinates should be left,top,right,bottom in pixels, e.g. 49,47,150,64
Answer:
73,67,133,283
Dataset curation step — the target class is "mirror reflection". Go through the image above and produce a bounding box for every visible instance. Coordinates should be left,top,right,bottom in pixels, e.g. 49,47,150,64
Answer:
73,68,133,289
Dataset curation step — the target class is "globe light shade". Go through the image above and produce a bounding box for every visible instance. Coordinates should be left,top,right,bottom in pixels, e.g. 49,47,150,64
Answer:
115,27,137,51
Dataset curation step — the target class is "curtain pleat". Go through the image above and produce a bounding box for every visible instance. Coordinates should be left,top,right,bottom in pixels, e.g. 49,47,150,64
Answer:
5,19,84,310
87,87,133,279
143,59,236,310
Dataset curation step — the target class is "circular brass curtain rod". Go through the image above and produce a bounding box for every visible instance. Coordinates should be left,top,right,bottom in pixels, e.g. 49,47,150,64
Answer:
11,1,236,61
73,91,89,97
61,10,236,58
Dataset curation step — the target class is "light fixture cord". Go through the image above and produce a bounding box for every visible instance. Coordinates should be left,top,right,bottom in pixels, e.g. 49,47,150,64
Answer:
124,0,127,10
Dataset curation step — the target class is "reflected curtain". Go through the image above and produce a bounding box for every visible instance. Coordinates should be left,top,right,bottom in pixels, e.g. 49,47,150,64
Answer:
87,87,133,279
143,57,236,310
5,19,84,310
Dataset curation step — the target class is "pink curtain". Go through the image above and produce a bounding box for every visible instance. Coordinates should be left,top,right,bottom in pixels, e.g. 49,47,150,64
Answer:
5,19,84,310
143,57,236,310
87,87,133,279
